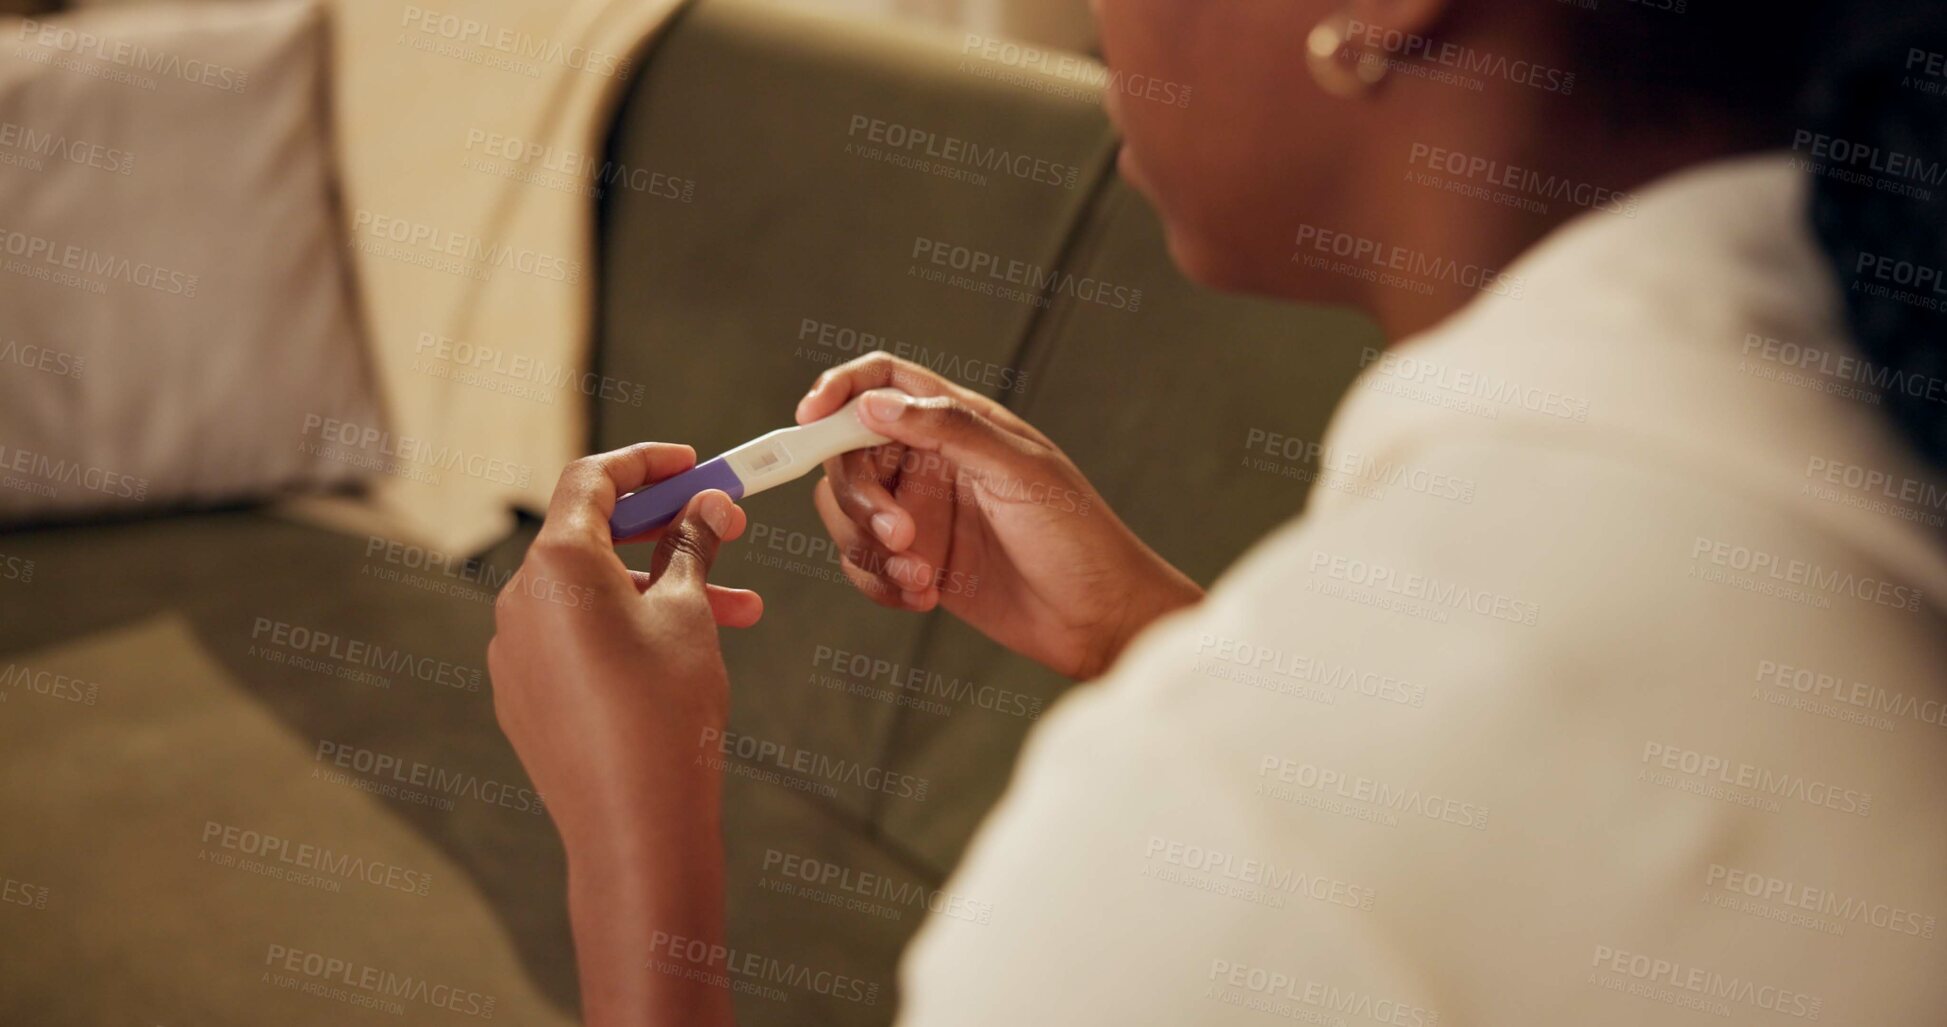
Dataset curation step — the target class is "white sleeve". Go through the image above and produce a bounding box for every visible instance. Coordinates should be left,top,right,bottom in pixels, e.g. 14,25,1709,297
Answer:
895,436,1947,1026
890,439,1537,1027
892,665,1443,1027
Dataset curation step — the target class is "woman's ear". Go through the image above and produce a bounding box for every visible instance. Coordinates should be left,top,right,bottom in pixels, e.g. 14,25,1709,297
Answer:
1346,0,1452,37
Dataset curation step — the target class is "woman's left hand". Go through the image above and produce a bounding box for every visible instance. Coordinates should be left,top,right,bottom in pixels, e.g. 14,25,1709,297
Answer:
491,441,760,843
488,442,758,1027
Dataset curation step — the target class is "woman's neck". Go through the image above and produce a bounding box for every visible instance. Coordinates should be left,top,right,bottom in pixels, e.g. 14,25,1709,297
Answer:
1348,90,1761,343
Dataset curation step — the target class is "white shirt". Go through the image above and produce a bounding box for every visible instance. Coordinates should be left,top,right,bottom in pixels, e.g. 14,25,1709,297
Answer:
898,156,1947,1026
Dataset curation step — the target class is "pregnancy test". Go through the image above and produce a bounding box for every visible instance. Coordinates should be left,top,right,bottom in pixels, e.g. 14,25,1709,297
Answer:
609,397,891,540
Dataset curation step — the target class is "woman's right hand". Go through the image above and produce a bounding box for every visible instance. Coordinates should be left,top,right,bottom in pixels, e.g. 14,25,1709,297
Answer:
797,354,1202,681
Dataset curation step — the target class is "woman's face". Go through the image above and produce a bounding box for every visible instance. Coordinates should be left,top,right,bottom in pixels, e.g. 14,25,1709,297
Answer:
1092,0,1366,300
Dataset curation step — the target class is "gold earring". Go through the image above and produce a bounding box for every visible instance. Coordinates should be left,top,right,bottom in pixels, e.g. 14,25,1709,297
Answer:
1307,11,1389,98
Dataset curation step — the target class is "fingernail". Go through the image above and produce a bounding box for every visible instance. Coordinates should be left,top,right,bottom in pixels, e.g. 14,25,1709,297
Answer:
698,492,733,536
870,512,899,545
900,589,928,609
864,391,906,422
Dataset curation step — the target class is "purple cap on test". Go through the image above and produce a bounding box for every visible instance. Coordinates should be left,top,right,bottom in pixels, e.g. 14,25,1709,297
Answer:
609,456,748,540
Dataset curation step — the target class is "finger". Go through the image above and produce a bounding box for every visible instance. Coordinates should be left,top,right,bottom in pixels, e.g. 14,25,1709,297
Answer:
708,586,765,628
625,570,766,627
542,443,697,548
648,490,743,590
852,389,1047,487
813,353,1045,441
830,447,914,552
893,445,955,606
812,478,913,608
797,353,954,425
796,352,1046,439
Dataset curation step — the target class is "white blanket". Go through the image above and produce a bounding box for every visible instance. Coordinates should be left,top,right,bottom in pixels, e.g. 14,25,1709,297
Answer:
289,0,687,553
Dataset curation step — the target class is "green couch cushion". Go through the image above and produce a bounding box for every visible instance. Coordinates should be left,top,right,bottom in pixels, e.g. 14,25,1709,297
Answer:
0,613,573,1026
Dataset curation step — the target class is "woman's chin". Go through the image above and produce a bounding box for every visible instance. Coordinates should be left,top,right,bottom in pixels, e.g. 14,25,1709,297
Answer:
1161,226,1246,293
1119,147,1290,298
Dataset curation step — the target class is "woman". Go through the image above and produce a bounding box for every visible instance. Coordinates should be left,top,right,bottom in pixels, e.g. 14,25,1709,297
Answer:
489,0,1947,1023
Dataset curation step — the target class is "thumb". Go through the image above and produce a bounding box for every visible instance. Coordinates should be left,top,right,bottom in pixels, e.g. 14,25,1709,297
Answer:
855,388,1043,481
650,490,738,589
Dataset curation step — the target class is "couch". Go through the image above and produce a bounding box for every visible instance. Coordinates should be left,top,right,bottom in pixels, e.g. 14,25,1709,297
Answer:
0,1,1375,1023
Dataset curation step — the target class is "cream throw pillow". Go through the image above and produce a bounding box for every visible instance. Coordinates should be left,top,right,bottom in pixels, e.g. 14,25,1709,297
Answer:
0,0,379,522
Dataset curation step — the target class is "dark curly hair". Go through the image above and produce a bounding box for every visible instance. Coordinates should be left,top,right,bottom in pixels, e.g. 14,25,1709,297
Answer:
1804,7,1947,467
1563,2,1947,466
